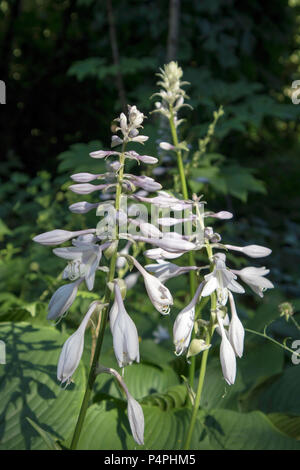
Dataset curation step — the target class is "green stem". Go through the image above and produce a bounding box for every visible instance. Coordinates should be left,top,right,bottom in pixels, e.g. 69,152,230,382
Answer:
245,327,300,358
183,329,211,449
70,146,126,450
183,292,215,450
168,106,197,386
290,316,300,332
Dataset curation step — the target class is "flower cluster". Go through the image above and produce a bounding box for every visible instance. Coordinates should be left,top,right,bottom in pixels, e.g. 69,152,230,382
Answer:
150,61,274,386
33,105,175,445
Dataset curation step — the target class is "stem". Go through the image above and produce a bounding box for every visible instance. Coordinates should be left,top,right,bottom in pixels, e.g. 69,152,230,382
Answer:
245,327,300,358
183,292,215,450
168,106,197,386
183,329,211,449
290,316,300,331
70,146,126,450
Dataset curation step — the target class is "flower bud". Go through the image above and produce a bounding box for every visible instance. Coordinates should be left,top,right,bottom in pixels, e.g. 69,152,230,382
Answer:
129,257,173,314
217,312,236,385
57,302,98,385
69,202,99,214
70,172,100,183
225,244,272,258
47,279,82,320
69,183,108,195
228,291,244,358
89,150,119,159
33,229,95,246
187,339,211,358
173,282,203,355
111,283,140,368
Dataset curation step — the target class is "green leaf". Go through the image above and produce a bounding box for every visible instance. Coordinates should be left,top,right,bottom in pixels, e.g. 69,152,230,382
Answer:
72,400,203,450
201,409,300,450
258,365,300,416
200,358,245,411
96,362,180,401
0,322,86,450
26,418,62,450
239,337,284,387
268,413,300,440
57,141,105,174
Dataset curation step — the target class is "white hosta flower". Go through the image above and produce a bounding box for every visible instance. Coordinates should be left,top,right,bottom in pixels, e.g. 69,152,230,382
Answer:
111,283,140,368
89,150,119,159
228,291,244,358
133,191,193,211
54,241,103,291
134,235,196,253
127,394,144,446
68,201,99,214
129,257,173,314
202,253,244,298
124,152,158,165
126,175,162,192
217,312,236,385
225,244,272,258
145,260,198,283
157,216,194,227
144,247,184,260
233,266,274,297
205,211,233,220
173,283,203,355
69,183,109,195
47,278,82,320
57,302,98,385
70,172,101,183
159,142,175,151
97,366,144,445
33,229,96,246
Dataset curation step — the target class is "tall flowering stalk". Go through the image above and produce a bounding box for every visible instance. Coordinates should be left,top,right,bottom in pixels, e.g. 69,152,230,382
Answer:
33,65,274,451
152,62,199,385
151,61,274,449
33,105,174,448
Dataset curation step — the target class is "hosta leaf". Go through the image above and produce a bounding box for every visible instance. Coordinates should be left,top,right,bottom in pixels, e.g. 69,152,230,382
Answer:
95,362,180,401
268,413,300,440
258,365,300,415
0,322,86,450
201,409,300,450
72,400,203,450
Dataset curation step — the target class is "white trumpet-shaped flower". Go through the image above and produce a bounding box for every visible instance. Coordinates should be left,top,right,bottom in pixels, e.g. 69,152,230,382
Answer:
111,283,140,368
33,229,96,246
173,282,204,355
97,366,144,445
53,239,105,291
47,278,82,320
129,257,173,314
225,244,272,258
232,266,274,297
202,253,244,298
57,302,98,385
217,312,237,385
133,234,196,253
228,291,245,358
145,260,198,283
